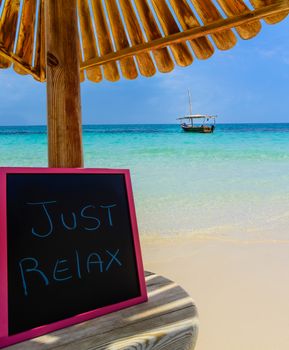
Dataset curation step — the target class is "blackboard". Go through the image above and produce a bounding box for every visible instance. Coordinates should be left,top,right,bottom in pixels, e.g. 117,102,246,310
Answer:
0,168,147,348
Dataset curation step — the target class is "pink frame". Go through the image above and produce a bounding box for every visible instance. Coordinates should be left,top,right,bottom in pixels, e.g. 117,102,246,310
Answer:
0,167,147,348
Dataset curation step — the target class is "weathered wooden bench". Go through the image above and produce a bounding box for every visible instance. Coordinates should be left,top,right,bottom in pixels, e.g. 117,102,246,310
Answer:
4,272,198,350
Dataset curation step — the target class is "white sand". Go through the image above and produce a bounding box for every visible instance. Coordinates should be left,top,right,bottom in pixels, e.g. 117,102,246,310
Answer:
141,236,289,350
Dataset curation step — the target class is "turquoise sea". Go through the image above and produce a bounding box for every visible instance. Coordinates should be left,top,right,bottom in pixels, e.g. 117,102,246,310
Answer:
1,123,289,241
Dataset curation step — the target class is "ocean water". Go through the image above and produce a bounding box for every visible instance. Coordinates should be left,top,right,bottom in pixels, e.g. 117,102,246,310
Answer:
1,123,289,241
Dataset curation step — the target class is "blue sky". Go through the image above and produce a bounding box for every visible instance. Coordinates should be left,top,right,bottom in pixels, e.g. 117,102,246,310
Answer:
0,16,288,125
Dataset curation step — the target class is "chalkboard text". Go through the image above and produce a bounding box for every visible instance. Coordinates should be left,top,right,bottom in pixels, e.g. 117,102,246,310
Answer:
18,249,122,296
26,201,117,238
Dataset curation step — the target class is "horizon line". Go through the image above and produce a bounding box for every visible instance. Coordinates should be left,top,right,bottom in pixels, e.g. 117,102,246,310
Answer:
0,122,289,127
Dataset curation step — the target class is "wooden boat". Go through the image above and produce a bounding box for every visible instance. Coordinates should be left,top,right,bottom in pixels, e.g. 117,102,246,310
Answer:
177,90,217,133
177,115,216,133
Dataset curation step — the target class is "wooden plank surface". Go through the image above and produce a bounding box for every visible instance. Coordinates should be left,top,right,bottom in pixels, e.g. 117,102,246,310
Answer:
4,272,199,350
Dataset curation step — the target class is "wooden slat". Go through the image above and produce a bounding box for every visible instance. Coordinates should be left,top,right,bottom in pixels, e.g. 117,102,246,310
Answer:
78,0,102,83
33,0,45,81
82,0,289,71
217,0,261,39
79,67,85,82
151,0,193,67
105,0,138,80
118,0,156,77
0,42,40,79
91,0,119,82
190,0,237,50
14,0,37,75
3,273,198,350
250,0,288,23
169,0,214,60
77,31,85,83
134,0,174,73
0,0,20,68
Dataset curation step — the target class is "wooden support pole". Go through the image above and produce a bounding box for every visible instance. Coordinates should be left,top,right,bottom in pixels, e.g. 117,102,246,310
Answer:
45,0,83,168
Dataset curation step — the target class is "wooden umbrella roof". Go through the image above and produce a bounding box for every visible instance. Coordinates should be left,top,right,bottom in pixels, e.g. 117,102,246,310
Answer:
0,0,288,83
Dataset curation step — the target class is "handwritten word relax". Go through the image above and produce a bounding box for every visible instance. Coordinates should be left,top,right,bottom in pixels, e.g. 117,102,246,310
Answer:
19,249,122,296
27,201,117,238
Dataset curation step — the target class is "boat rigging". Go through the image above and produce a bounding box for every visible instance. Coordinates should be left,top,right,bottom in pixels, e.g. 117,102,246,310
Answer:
177,90,217,133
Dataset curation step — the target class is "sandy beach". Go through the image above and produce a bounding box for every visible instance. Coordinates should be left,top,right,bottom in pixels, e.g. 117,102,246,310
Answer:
142,235,289,350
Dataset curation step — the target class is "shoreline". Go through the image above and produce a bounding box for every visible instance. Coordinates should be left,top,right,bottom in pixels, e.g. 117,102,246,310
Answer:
141,233,289,245
141,235,289,350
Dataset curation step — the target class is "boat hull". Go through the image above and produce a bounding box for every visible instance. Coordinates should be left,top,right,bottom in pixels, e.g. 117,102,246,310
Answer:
181,125,215,133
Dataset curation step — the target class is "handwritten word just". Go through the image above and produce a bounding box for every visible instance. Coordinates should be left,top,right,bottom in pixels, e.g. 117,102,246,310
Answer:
26,201,117,238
